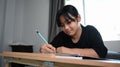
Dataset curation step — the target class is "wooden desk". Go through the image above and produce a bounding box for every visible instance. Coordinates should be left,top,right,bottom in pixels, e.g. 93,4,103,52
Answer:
0,52,120,67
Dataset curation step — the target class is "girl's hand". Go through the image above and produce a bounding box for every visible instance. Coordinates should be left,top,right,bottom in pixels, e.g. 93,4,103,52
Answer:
40,44,56,53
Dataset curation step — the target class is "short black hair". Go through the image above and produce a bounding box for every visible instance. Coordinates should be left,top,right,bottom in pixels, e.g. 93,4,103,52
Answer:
56,5,79,27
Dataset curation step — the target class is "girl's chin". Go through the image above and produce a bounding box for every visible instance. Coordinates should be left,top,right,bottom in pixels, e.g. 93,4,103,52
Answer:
66,33,74,36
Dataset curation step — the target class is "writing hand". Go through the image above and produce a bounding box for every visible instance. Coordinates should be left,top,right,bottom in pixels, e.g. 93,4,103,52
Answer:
40,44,56,53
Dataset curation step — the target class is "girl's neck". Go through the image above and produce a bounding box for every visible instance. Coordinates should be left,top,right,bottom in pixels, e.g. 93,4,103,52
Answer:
72,27,82,43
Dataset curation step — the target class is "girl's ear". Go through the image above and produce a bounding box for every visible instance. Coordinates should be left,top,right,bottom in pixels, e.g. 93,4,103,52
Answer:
77,14,81,22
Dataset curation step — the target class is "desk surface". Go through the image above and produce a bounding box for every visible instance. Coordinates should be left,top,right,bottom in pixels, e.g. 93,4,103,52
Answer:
0,52,120,67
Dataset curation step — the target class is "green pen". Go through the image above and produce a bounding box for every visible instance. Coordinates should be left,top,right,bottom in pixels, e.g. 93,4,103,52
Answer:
36,30,48,44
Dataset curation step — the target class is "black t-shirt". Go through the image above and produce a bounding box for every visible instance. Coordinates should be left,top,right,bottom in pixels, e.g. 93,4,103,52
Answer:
50,25,108,58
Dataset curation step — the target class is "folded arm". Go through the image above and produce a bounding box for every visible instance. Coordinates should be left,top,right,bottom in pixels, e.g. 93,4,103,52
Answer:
40,44,99,58
57,46,99,58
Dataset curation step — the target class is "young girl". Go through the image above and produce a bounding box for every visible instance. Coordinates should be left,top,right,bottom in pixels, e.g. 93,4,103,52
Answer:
40,5,107,58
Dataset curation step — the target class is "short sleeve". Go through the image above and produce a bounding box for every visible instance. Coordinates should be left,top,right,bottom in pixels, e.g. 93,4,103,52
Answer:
87,25,108,58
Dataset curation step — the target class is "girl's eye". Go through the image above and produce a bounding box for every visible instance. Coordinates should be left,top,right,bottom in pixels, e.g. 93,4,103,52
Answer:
67,19,72,23
66,21,71,24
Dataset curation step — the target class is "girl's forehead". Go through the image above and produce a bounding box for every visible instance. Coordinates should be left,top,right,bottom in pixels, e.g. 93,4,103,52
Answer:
59,15,66,23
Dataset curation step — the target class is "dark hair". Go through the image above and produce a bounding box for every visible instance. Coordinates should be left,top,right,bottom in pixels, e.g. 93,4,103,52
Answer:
56,5,79,27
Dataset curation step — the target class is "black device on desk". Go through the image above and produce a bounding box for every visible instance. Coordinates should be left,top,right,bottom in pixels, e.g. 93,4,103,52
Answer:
10,45,33,67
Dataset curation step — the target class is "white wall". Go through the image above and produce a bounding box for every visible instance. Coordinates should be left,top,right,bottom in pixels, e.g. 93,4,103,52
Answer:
0,0,49,66
0,0,5,52
2,0,49,52
0,0,6,67
22,0,49,52
13,0,24,42
3,0,16,52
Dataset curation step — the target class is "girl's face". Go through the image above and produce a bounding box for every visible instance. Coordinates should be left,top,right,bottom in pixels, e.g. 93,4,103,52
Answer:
59,14,81,36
